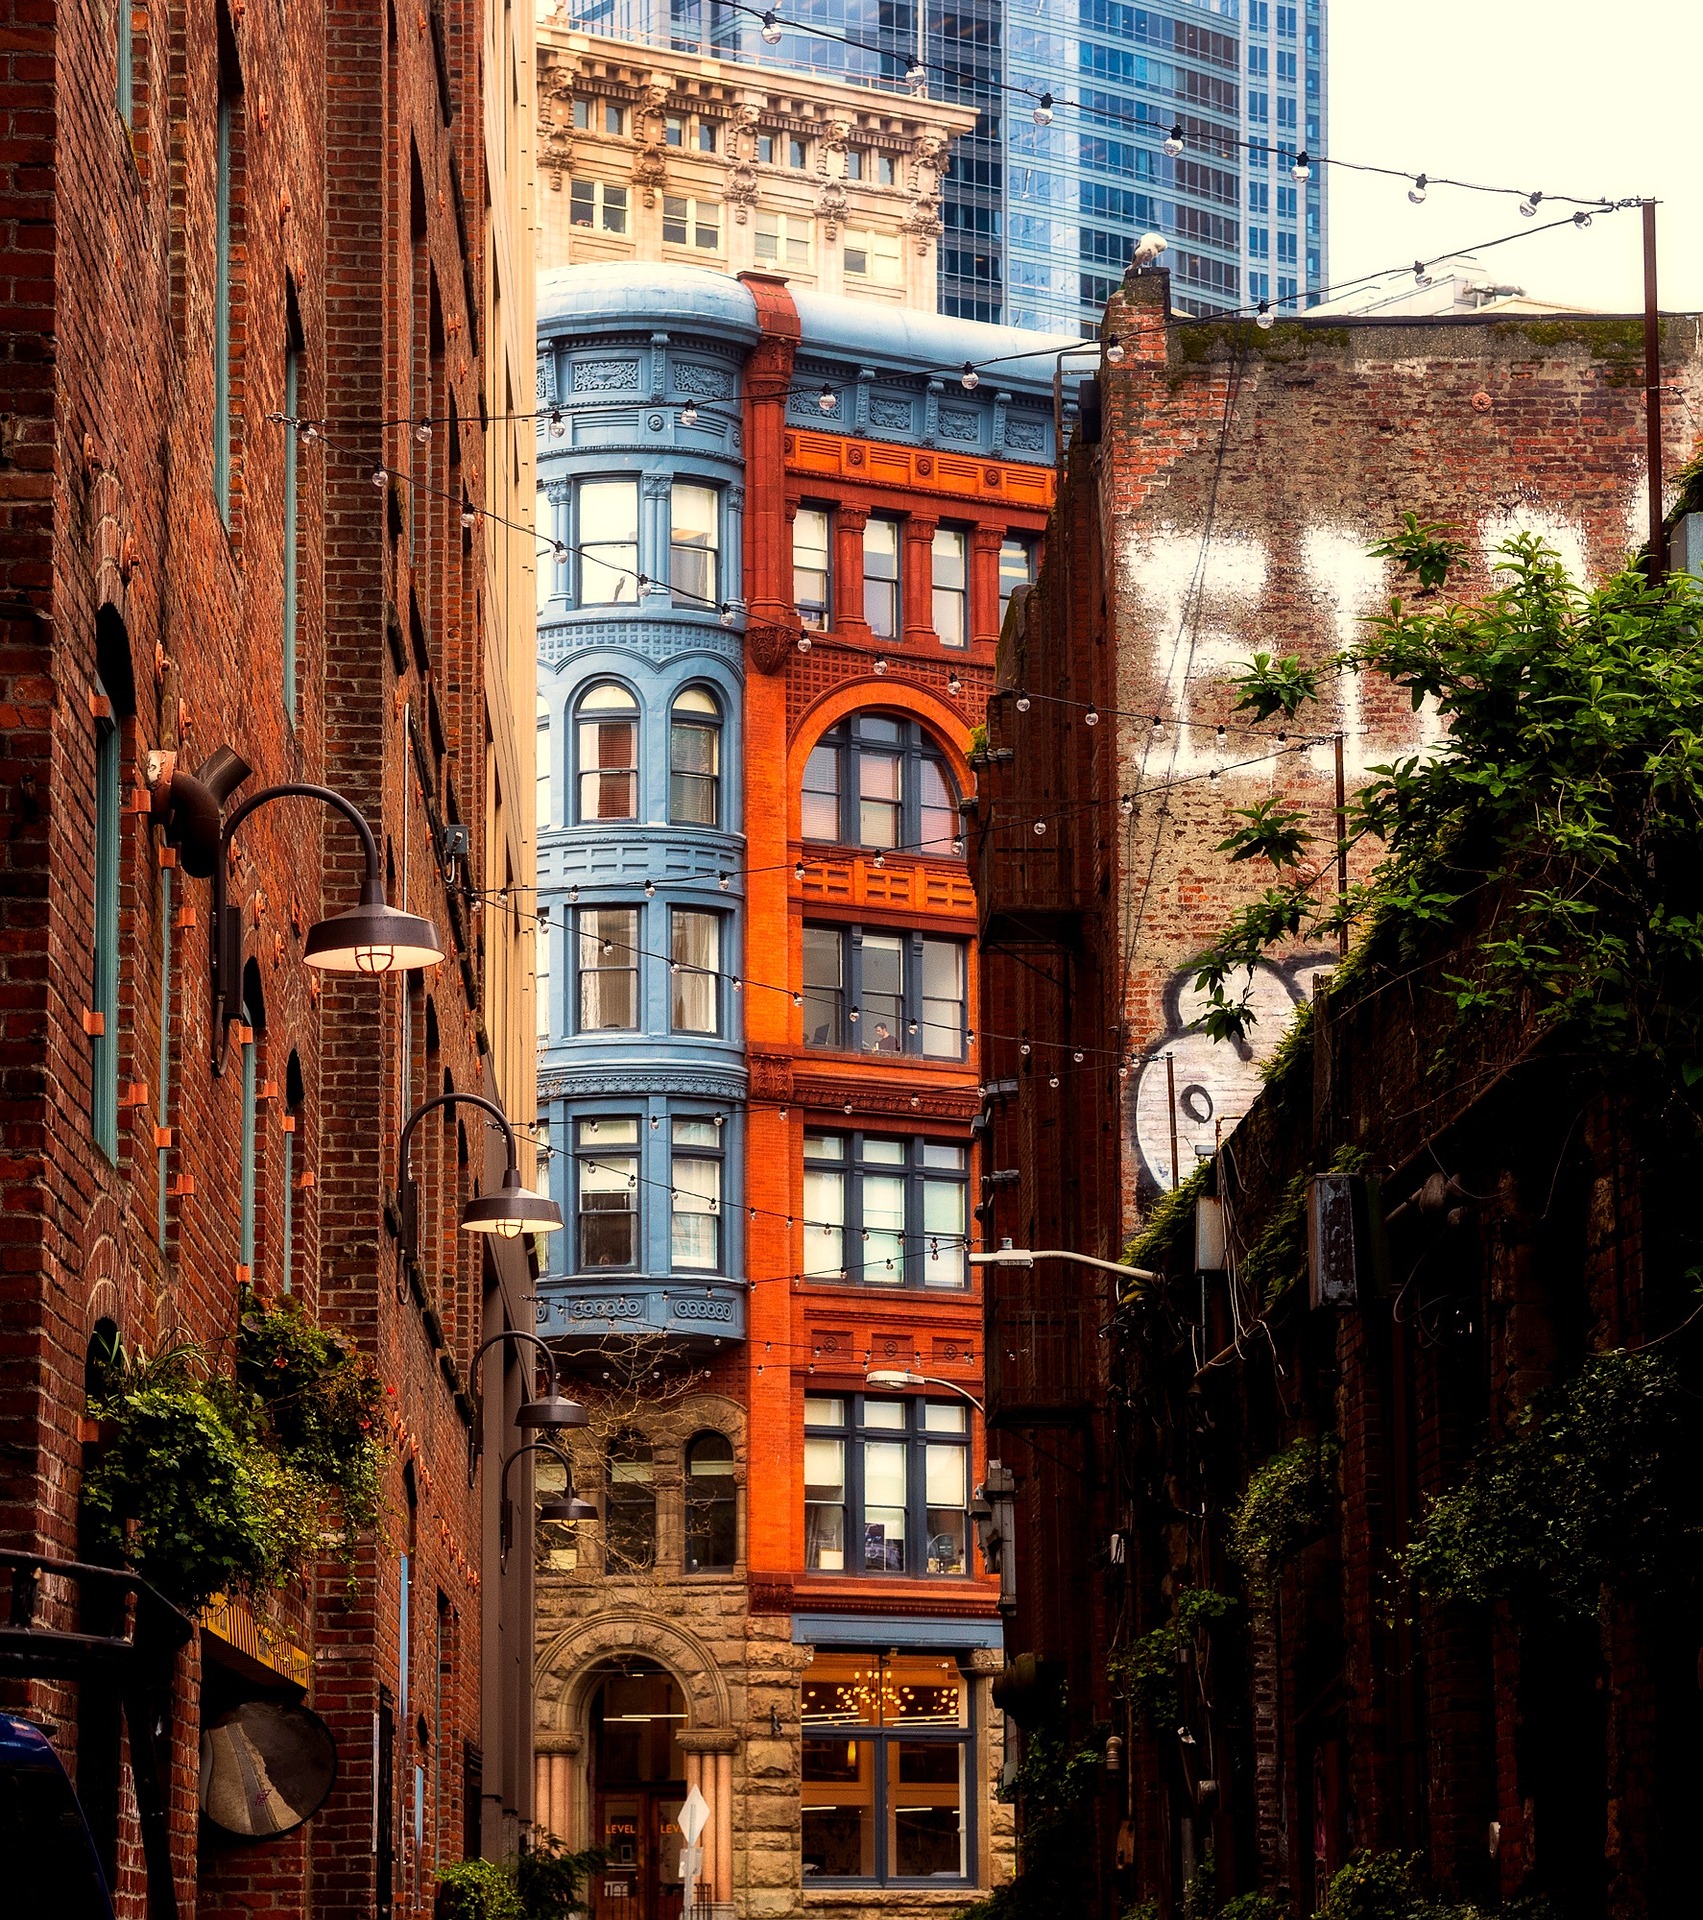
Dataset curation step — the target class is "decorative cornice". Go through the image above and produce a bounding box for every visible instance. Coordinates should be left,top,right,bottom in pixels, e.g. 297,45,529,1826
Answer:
790,1076,979,1122
539,619,744,668
538,1064,748,1101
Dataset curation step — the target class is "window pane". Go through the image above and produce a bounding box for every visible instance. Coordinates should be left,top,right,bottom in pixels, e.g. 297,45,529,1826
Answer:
663,193,687,242
923,1178,966,1287
804,1132,844,1161
862,1399,906,1430
794,508,830,629
999,535,1034,625
923,1401,967,1434
862,1137,905,1165
802,742,841,842
924,1444,965,1508
579,1149,637,1268
919,758,958,856
578,908,639,1029
671,1154,721,1268
804,1396,846,1426
863,519,899,639
887,1658,966,1725
579,480,639,605
920,938,965,1058
863,1440,906,1571
579,715,637,821
671,483,719,605
860,936,903,1052
803,1167,845,1278
670,710,720,826
671,910,719,1033
685,1431,736,1572
891,1743,964,1877
803,1656,882,1726
803,927,843,1050
802,1741,875,1878
932,527,967,648
804,1437,846,1570
860,1173,904,1284
857,752,901,849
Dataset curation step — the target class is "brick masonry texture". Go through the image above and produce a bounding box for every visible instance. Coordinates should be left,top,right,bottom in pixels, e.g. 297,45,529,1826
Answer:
1,0,532,1914
974,265,1703,1918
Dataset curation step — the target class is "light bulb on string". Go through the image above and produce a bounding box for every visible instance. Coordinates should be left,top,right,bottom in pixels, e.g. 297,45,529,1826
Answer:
1256,300,1274,331
1573,210,1592,229
370,463,388,490
1104,336,1126,365
719,602,737,627
1408,174,1428,205
794,861,805,881
947,672,962,695
1032,92,1054,128
298,420,321,445
718,872,729,890
681,400,700,427
1015,694,1031,713
1033,819,1047,836
643,880,655,899
905,58,927,94
760,7,782,39
1119,795,1134,817
1163,123,1184,156
1518,190,1542,218
413,418,432,444
1291,150,1311,181
1048,1074,1060,1088
1413,260,1432,288
1073,1050,1084,1063
797,634,812,652
960,361,980,391
817,384,837,414
873,657,887,675
1084,705,1100,727
460,502,476,529
549,407,566,439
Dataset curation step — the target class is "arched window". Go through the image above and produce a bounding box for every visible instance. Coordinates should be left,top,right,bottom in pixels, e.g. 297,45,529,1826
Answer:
604,1432,656,1574
802,714,960,855
239,961,266,1279
576,681,639,822
669,687,721,826
536,691,552,830
684,1431,737,1572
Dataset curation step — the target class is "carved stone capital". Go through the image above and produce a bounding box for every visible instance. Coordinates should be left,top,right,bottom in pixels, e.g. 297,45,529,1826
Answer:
746,620,799,676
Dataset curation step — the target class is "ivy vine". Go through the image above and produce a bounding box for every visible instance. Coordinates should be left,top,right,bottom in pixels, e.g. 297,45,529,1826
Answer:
80,1296,386,1613
1108,1587,1237,1728
1230,1434,1339,1589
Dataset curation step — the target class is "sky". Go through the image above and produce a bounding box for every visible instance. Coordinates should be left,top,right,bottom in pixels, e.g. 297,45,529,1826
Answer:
1325,0,1703,315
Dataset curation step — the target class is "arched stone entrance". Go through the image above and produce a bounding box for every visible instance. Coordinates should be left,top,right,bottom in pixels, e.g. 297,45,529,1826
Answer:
534,1616,736,1915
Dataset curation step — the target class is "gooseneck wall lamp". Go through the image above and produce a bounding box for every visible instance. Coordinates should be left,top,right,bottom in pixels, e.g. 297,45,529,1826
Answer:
468,1330,587,1440
397,1091,563,1247
498,1442,598,1559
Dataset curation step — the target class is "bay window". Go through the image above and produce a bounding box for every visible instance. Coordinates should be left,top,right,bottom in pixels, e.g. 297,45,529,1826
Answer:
577,906,639,1030
802,925,967,1059
577,479,639,605
670,1117,722,1269
803,1397,972,1576
670,483,719,606
576,681,638,821
670,909,721,1034
802,1133,968,1288
669,687,721,825
576,1116,639,1268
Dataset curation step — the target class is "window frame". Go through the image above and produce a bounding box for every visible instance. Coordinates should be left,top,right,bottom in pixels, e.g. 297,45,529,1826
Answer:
801,923,968,1062
573,476,640,608
574,1114,641,1272
684,1430,738,1572
754,208,812,267
802,1396,974,1581
662,193,723,252
844,226,902,285
793,506,831,630
862,517,900,639
801,714,962,858
997,535,1035,629
669,906,723,1035
930,526,968,648
801,1650,976,1887
573,680,640,824
669,1115,724,1272
800,1131,969,1290
669,480,720,607
568,175,630,235
668,687,722,827
575,905,641,1033
91,690,121,1161
604,1430,657,1575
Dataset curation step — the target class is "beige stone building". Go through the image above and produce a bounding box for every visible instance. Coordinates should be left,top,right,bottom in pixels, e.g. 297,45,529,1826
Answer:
534,17,976,309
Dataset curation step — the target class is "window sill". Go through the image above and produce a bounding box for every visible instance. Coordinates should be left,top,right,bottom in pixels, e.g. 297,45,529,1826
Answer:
803,1882,978,1902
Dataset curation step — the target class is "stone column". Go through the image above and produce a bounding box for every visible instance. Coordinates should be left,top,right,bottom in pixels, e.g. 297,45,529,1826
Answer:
679,1728,740,1907
971,524,1004,647
534,1730,581,1843
834,504,870,640
902,513,939,647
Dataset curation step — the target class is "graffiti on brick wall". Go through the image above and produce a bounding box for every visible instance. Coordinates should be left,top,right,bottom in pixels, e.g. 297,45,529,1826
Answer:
1131,954,1337,1190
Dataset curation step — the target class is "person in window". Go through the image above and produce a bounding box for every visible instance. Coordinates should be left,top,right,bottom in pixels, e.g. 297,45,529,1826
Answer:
869,1021,895,1055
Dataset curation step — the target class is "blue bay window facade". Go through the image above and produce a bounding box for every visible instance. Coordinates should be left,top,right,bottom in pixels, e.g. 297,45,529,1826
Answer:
534,266,756,1352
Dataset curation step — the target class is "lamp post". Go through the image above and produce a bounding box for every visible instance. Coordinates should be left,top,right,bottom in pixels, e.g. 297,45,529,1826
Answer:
469,1329,587,1439
863,1369,986,1415
206,779,444,1067
498,1441,597,1558
397,1090,562,1248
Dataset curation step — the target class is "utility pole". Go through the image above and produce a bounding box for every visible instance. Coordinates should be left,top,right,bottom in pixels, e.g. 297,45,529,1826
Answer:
1642,199,1665,577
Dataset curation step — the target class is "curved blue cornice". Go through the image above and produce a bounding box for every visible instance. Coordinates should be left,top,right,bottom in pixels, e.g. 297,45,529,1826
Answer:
537,262,762,343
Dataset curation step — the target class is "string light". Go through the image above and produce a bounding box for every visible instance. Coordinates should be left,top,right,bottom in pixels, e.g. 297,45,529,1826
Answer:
1032,92,1054,128
905,57,927,95
960,361,980,391
681,400,700,427
797,634,811,652
413,418,432,444
1518,190,1543,218
370,463,388,490
549,407,566,439
1104,336,1126,366
1015,695,1031,713
1084,706,1100,728
1413,260,1432,288
947,672,962,696
1163,123,1184,156
760,7,782,40
817,384,837,414
1256,300,1274,331
1033,819,1047,836
1408,174,1428,205
873,657,888,676
1291,149,1311,182
719,602,738,627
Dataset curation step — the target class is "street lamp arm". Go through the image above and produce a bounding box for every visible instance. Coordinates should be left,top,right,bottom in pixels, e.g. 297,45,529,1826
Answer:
970,1247,1158,1283
220,781,383,883
499,1440,573,1505
469,1329,563,1405
399,1091,518,1180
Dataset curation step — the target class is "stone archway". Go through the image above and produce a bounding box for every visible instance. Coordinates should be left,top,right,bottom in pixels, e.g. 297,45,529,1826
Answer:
533,1612,737,1907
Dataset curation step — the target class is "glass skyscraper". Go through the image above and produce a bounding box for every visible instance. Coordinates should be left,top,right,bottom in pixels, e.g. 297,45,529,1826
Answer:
562,0,1327,330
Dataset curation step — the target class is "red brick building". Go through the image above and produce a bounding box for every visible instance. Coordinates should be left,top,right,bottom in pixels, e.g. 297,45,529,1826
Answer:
974,266,1703,1915
0,0,538,1914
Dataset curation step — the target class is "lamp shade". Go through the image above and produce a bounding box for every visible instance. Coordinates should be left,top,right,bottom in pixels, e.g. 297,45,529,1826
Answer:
303,884,444,975
516,1389,589,1431
460,1167,564,1238
538,1493,579,1522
